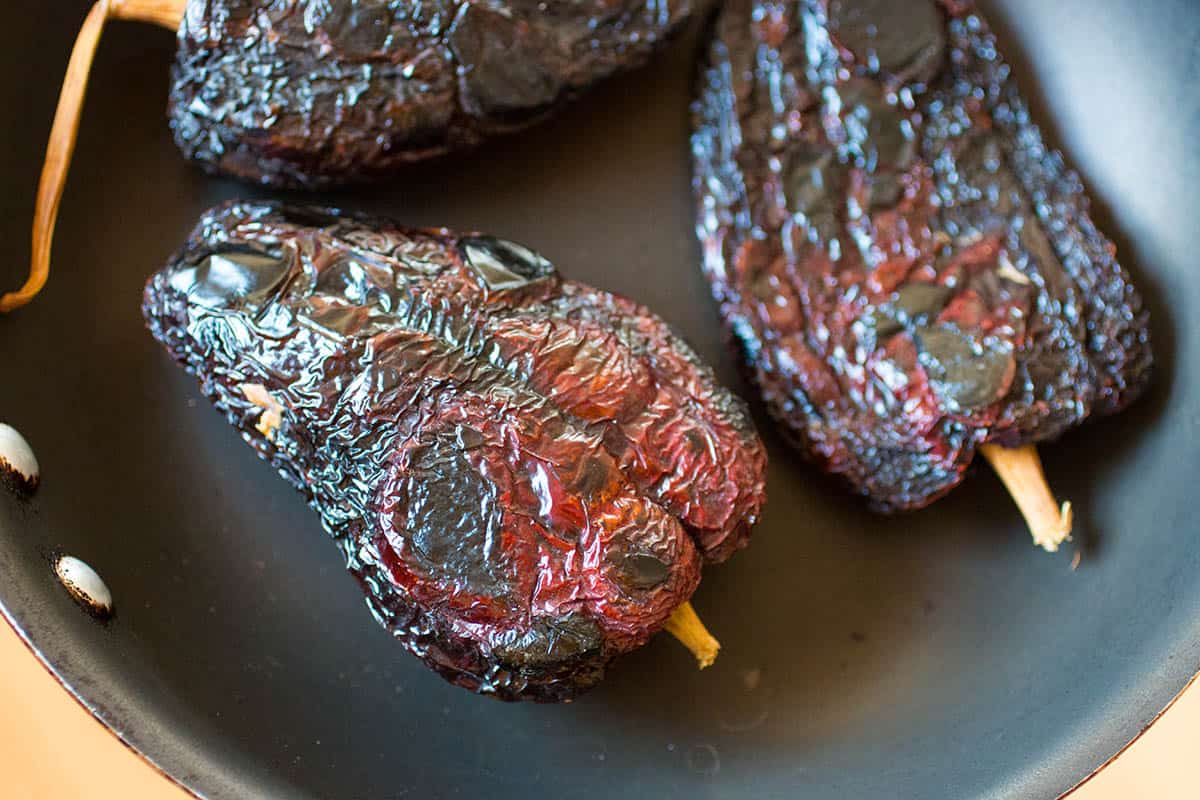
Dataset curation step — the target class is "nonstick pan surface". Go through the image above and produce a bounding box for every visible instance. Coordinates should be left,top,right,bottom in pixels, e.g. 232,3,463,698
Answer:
0,1,1197,798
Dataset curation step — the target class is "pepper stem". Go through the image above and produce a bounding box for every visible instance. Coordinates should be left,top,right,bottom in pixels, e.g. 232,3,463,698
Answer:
109,0,187,28
980,443,1073,552
664,601,720,669
0,0,185,313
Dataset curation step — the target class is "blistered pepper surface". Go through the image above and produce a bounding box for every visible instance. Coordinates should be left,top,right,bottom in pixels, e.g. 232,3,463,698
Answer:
692,0,1152,510
169,0,692,187
143,201,766,700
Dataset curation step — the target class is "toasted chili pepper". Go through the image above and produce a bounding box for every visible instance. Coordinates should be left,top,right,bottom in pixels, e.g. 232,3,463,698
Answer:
692,0,1151,550
143,201,766,700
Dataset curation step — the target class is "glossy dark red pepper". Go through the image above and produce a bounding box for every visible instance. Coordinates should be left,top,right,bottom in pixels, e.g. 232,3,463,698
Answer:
143,201,766,700
170,0,694,186
692,0,1151,511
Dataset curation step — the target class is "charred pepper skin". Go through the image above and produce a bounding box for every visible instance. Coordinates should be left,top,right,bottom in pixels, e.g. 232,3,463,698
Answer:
169,1,692,187
143,201,766,701
692,0,1151,511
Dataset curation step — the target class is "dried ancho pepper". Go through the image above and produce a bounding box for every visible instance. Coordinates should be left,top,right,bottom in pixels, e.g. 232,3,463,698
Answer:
143,201,767,701
3,0,691,311
692,0,1152,550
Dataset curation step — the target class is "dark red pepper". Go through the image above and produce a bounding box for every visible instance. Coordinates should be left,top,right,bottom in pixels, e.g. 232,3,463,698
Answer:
143,201,767,700
692,0,1151,549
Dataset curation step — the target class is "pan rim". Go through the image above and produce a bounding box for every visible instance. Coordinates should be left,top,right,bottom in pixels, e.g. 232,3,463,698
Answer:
2,593,1197,800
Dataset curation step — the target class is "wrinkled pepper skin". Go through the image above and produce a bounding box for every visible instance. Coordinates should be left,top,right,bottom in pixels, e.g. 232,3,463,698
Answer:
143,202,766,701
169,1,692,187
692,0,1152,511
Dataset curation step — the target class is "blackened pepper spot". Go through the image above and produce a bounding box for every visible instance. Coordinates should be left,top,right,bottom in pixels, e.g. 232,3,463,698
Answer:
313,0,391,56
315,258,397,311
893,282,954,323
491,614,603,669
868,283,953,343
828,0,946,82
567,454,613,500
448,5,563,115
168,246,290,311
786,145,843,239
836,81,920,211
461,236,556,290
840,84,916,169
402,445,511,599
914,324,1015,412
616,553,672,591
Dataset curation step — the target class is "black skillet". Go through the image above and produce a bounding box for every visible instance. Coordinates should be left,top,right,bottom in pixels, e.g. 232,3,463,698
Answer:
0,0,1197,797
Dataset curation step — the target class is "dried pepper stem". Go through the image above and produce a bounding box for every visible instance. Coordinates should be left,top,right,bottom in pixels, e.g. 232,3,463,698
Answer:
980,443,1073,552
0,0,185,313
664,601,720,669
109,0,187,28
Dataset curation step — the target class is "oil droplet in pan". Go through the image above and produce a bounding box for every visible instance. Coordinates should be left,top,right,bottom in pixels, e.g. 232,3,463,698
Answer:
55,556,113,618
0,423,39,495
